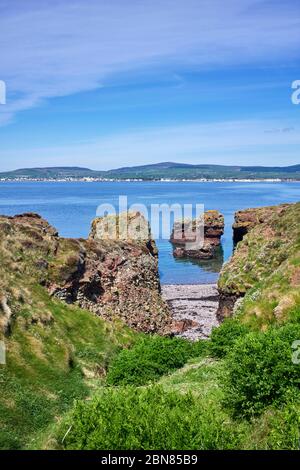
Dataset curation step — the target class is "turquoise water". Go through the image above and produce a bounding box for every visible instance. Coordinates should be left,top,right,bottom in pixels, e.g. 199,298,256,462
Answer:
0,181,299,284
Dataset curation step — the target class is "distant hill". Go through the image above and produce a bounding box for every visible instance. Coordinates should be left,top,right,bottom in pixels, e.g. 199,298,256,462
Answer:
0,166,98,179
1,162,300,180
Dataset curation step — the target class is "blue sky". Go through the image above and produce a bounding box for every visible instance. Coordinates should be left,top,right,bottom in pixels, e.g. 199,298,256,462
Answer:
0,0,299,171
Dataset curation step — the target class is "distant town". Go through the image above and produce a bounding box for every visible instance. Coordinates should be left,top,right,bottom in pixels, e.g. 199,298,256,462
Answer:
1,162,300,182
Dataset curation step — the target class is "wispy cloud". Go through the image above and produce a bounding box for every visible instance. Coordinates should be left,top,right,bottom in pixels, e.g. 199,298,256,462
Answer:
1,119,299,170
0,0,299,124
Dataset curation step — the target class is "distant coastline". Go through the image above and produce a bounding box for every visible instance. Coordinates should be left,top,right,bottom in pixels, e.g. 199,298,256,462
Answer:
1,162,300,182
0,177,299,183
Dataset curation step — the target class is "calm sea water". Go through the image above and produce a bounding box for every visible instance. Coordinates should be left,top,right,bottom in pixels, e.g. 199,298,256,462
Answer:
0,181,299,284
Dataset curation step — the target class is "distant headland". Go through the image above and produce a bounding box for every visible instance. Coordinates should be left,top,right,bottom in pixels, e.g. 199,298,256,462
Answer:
1,162,300,182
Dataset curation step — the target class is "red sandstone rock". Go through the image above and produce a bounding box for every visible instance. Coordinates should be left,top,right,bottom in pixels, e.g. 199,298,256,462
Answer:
0,212,172,335
170,210,224,259
233,203,291,244
171,319,199,334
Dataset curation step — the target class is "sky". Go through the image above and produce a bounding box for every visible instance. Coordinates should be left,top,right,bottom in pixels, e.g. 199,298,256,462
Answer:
0,0,299,171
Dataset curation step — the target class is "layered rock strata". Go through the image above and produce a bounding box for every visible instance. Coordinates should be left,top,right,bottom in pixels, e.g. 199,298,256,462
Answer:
0,212,172,334
170,210,224,259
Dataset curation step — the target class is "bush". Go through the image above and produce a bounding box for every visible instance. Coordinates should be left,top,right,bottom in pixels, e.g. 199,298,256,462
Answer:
261,400,300,449
223,323,300,418
192,338,210,358
57,385,240,450
106,335,198,386
210,319,250,358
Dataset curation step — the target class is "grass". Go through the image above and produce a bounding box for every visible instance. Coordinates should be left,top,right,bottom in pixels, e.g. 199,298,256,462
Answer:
54,352,300,450
106,335,208,386
1,203,300,450
219,202,300,329
0,286,136,450
55,358,243,450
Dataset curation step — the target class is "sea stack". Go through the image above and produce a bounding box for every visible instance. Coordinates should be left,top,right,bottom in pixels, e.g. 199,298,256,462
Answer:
170,210,224,259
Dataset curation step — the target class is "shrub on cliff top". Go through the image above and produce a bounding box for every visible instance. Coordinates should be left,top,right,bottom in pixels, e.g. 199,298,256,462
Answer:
106,335,204,386
223,323,300,419
210,319,250,358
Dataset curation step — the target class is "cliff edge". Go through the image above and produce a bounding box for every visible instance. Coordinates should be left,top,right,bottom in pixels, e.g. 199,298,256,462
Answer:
218,202,300,326
0,212,171,335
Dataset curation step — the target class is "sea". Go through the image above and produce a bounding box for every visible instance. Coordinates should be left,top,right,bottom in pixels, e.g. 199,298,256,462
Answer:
0,181,299,284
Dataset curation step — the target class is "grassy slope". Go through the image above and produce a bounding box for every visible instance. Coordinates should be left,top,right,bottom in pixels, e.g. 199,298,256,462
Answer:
0,216,137,449
52,355,300,450
219,202,300,328
0,286,136,450
1,202,299,450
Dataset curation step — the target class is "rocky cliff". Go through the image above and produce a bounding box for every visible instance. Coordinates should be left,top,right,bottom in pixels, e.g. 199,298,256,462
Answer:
170,210,224,259
233,203,291,244
0,212,143,450
0,212,172,335
218,202,300,325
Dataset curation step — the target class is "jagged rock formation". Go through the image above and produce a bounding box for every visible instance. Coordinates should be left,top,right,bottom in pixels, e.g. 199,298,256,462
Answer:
0,212,172,334
90,211,158,256
218,202,300,323
233,203,291,244
170,210,224,259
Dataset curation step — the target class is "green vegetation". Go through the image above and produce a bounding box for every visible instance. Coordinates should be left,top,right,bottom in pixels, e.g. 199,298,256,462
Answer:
1,202,300,450
2,287,300,450
210,318,250,358
55,325,300,450
1,162,300,181
0,287,136,450
223,323,300,419
56,383,240,450
106,335,207,386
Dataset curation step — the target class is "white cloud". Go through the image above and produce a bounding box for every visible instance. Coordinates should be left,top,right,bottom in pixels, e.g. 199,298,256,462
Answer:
0,0,299,124
1,119,299,169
